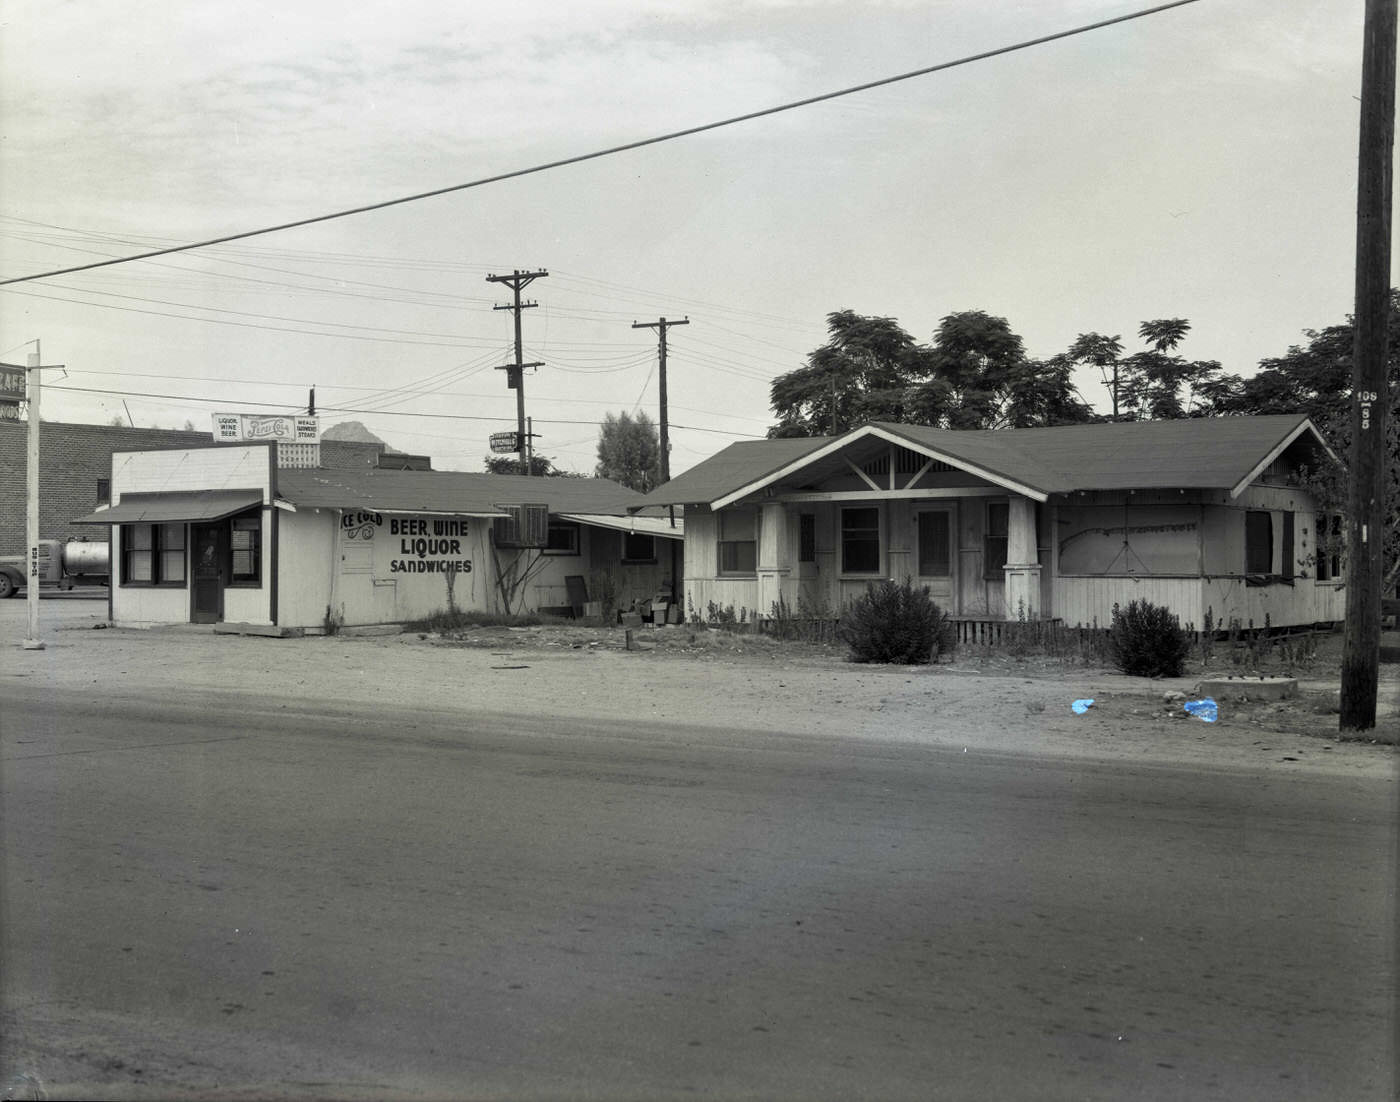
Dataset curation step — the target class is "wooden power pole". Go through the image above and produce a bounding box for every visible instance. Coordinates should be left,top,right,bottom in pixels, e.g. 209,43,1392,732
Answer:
487,269,548,476
1340,0,1396,732
632,316,688,484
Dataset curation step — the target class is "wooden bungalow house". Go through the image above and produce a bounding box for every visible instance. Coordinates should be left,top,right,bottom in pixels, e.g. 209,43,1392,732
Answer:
636,414,1344,633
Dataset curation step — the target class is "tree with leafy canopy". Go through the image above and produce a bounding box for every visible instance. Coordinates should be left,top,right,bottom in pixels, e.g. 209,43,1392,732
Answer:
1208,291,1400,593
769,309,1091,437
769,311,928,437
1067,319,1226,420
594,410,662,491
482,454,574,477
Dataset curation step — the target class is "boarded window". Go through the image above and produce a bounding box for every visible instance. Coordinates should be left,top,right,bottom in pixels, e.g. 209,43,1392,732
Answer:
917,511,951,577
494,504,550,548
841,507,880,574
798,513,817,564
718,511,756,575
1245,511,1273,575
984,502,1009,580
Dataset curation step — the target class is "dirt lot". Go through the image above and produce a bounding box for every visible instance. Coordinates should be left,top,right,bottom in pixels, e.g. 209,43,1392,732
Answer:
5,599,1397,780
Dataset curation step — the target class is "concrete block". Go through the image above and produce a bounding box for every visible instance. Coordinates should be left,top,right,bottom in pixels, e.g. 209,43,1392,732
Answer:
1195,676,1298,702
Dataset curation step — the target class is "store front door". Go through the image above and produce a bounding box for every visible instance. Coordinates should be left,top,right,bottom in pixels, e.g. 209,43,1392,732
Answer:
191,522,225,623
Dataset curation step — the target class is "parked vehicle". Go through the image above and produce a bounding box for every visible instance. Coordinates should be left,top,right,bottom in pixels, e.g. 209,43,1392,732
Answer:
0,539,109,597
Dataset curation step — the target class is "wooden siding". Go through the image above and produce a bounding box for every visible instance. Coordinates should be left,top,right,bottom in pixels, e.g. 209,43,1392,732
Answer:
1201,577,1346,631
1054,576,1203,630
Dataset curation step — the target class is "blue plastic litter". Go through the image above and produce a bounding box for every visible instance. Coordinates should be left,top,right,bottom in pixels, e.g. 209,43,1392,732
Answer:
1071,699,1095,714
1184,698,1218,723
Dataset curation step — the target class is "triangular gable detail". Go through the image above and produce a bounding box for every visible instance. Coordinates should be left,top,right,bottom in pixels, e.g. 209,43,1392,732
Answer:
709,424,1050,509
1227,417,1337,499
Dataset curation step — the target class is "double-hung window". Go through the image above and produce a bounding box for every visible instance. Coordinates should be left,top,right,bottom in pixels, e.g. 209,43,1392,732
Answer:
841,507,880,574
717,511,757,575
121,523,186,585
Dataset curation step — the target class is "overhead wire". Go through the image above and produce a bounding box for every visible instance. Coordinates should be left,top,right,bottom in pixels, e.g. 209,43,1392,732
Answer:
42,381,761,436
0,0,1202,286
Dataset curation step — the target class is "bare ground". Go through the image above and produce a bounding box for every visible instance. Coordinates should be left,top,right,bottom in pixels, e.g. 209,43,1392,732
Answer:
6,601,1396,780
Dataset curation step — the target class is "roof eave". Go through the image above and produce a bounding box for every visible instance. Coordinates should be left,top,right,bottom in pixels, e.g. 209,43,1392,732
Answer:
1227,416,1330,499
709,424,1050,509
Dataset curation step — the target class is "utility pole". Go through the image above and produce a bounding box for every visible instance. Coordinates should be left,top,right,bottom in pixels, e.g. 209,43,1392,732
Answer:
1340,0,1396,732
23,341,55,650
307,386,316,416
487,269,548,475
632,316,688,484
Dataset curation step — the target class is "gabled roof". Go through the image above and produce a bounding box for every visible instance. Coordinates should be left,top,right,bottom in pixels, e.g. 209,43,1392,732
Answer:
632,435,833,509
276,468,647,516
637,414,1331,508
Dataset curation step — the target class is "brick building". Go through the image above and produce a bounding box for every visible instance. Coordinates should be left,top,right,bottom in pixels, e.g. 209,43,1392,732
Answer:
0,421,387,555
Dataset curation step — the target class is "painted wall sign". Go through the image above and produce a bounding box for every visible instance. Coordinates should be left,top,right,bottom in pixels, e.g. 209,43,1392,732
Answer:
341,511,383,539
212,413,320,443
387,516,473,574
0,364,24,399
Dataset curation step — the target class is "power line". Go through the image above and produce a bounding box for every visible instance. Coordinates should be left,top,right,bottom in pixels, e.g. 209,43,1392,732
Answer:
0,0,1201,287
41,381,760,435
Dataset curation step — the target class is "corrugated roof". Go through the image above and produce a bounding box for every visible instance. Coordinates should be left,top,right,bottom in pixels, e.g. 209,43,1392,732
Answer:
275,468,647,515
639,415,1322,506
559,513,685,540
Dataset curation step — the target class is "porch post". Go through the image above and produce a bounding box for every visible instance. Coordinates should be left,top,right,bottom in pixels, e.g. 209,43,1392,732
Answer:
757,501,789,619
1002,496,1041,620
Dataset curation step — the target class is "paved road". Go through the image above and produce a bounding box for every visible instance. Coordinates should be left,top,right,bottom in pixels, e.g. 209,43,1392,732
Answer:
1,683,1394,1100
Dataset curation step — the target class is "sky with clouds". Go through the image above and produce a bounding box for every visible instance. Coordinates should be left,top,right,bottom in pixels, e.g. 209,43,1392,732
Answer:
0,0,1391,473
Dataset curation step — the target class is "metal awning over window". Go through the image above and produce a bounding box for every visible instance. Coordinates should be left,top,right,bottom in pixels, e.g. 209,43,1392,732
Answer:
73,490,264,525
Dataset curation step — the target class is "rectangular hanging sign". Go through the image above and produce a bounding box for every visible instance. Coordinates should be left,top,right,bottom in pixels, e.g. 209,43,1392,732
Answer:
212,413,320,443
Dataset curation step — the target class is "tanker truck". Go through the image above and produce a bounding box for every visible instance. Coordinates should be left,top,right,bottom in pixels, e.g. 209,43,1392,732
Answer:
0,538,109,597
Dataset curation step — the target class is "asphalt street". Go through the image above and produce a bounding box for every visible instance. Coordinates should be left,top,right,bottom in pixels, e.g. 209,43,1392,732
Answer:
1,675,1395,1101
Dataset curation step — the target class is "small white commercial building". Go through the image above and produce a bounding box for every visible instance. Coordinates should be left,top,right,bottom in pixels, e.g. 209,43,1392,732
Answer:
77,444,682,630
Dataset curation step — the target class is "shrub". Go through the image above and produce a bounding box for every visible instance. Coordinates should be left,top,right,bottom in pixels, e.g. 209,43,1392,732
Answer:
838,578,955,665
1108,599,1191,677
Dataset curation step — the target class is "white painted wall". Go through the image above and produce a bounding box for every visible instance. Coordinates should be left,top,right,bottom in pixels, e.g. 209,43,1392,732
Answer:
277,508,336,628
111,445,271,499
